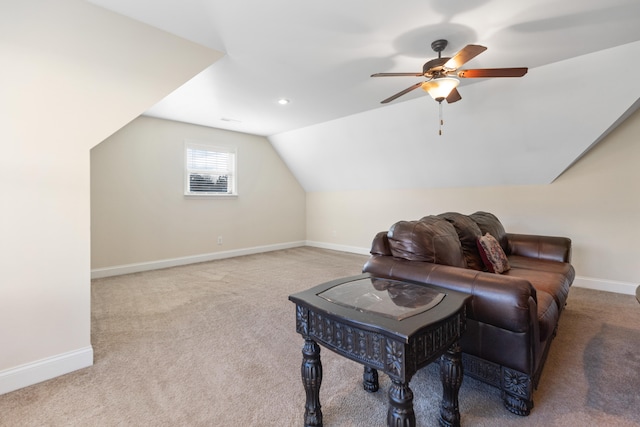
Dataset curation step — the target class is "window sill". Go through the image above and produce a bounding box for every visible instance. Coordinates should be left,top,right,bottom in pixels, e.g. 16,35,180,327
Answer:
184,193,238,198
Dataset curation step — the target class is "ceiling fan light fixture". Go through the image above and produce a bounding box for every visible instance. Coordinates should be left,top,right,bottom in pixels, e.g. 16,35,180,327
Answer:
421,77,459,102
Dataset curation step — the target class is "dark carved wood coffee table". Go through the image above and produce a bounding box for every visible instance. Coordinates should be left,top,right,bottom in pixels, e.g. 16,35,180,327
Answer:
289,273,469,427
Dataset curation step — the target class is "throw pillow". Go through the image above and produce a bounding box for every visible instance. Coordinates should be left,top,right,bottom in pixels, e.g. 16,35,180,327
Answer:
477,233,511,273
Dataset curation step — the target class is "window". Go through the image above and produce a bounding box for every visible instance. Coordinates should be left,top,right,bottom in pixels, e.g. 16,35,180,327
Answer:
185,141,237,196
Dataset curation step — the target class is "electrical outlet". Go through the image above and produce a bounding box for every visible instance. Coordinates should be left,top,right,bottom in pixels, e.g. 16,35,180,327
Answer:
217,236,223,245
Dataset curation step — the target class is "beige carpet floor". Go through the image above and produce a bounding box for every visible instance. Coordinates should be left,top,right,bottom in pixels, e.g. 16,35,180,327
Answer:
1,247,639,426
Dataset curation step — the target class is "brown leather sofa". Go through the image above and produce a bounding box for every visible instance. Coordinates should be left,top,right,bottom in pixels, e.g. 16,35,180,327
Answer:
362,211,574,415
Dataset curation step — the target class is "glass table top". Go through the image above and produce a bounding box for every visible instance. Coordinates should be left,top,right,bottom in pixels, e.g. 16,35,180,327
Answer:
317,277,445,321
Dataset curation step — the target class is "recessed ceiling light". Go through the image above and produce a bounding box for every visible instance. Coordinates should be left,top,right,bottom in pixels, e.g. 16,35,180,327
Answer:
220,117,242,123
278,98,290,105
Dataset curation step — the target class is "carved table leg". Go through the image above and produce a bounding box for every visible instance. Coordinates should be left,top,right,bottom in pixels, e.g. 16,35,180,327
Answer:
439,343,463,427
301,338,323,427
363,366,379,393
387,379,415,427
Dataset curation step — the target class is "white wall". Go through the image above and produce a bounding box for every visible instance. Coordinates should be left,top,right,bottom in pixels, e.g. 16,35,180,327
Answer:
0,0,221,394
306,107,640,294
91,117,306,273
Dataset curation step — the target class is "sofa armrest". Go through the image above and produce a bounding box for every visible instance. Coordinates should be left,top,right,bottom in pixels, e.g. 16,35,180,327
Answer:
363,255,537,333
506,233,572,263
370,231,392,256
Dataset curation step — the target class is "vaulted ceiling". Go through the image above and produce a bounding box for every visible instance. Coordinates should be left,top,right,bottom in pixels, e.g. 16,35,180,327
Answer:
87,0,640,190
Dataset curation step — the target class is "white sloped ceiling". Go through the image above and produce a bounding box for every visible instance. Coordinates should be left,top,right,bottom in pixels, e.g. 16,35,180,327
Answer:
269,41,640,192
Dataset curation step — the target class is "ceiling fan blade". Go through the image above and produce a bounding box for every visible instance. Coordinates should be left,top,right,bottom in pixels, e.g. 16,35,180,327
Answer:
371,72,423,77
446,88,462,104
443,45,487,70
380,82,423,104
457,67,528,78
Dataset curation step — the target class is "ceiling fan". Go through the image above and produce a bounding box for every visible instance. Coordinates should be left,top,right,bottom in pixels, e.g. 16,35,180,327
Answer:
372,39,528,105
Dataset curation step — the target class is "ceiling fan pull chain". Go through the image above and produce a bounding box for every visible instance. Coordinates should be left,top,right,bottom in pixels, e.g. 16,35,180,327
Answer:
439,101,444,135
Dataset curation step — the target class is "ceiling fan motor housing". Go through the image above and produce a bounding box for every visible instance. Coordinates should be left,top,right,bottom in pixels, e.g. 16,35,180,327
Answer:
423,57,450,77
424,39,451,77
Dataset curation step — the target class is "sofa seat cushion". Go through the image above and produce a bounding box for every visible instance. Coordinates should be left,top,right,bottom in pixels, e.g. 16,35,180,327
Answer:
387,216,466,267
508,255,576,283
535,291,558,342
504,267,571,310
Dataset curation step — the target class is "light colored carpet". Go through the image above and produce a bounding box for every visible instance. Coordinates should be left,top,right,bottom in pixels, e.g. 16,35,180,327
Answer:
1,247,639,426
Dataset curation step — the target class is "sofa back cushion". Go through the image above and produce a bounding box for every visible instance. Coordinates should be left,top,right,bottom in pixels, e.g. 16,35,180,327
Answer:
469,211,508,253
387,216,466,267
437,212,485,271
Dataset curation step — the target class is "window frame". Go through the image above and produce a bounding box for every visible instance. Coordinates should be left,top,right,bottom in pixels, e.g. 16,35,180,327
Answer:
184,140,238,197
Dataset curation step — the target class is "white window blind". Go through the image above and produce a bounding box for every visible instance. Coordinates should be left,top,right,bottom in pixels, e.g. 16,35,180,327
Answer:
185,142,237,196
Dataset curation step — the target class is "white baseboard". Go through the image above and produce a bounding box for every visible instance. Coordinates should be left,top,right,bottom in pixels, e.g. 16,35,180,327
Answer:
0,346,93,396
573,276,638,295
91,241,307,279
93,242,637,296
305,241,370,256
